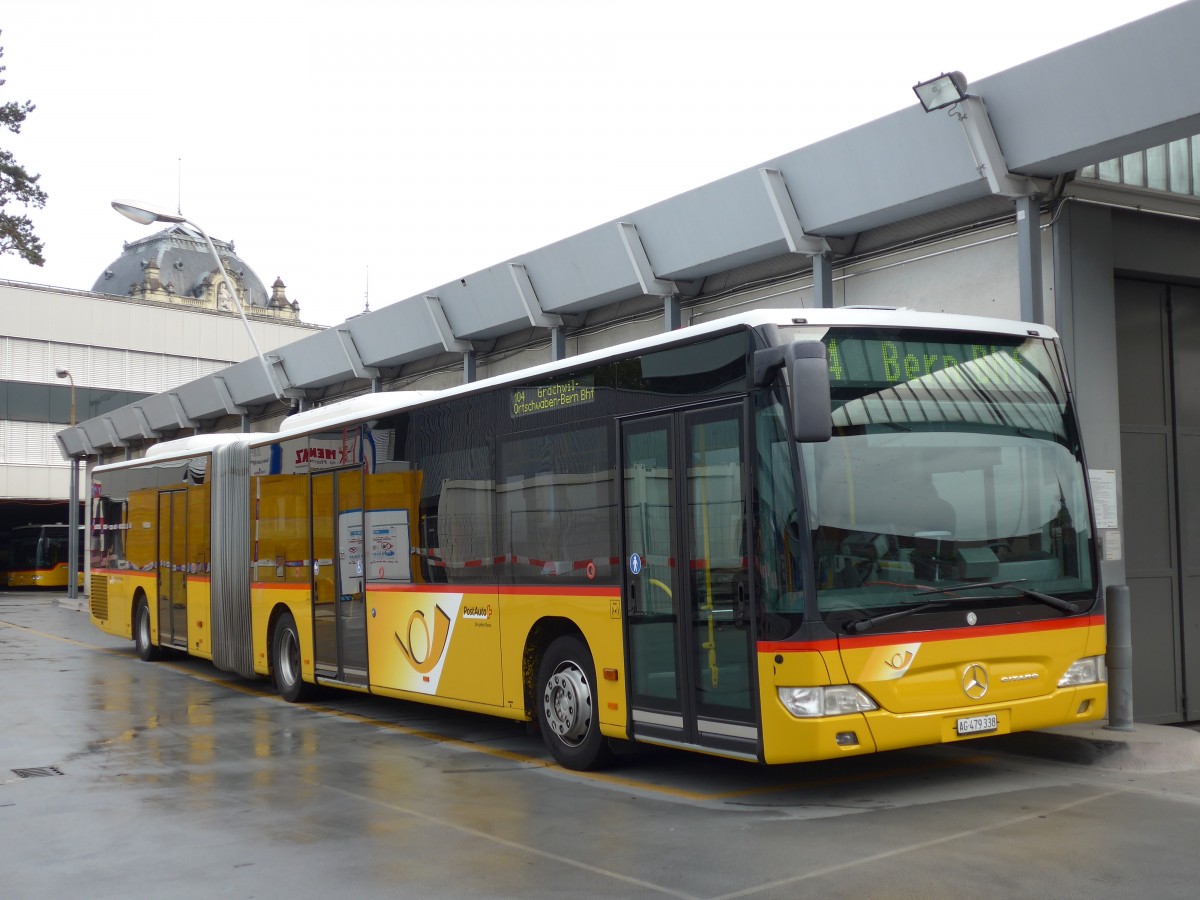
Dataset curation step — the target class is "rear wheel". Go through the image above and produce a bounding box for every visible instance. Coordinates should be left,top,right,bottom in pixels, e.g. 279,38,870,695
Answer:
133,596,159,661
537,635,613,770
272,611,311,702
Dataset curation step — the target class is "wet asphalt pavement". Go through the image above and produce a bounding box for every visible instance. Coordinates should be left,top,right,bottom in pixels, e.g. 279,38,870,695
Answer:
5,589,1200,899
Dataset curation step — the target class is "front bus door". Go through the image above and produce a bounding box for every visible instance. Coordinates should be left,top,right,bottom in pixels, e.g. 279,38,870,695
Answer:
621,402,758,758
312,466,368,686
156,489,188,650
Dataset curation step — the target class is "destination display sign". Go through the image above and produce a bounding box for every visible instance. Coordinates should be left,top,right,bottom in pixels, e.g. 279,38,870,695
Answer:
825,334,1025,387
510,376,596,418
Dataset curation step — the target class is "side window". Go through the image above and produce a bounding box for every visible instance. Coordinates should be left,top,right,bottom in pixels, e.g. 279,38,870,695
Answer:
406,398,498,585
90,492,128,569
619,331,750,397
254,437,310,585
497,423,618,586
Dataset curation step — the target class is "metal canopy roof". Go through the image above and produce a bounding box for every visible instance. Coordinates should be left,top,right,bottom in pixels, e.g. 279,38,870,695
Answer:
56,0,1200,459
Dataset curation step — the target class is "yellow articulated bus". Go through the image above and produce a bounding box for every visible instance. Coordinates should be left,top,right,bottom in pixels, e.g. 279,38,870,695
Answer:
88,308,1106,769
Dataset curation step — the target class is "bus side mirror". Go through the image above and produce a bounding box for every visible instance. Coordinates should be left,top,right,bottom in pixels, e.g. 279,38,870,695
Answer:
790,343,832,444
752,343,832,443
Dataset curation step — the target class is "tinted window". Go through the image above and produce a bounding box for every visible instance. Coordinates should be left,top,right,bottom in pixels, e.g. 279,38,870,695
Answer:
497,423,617,585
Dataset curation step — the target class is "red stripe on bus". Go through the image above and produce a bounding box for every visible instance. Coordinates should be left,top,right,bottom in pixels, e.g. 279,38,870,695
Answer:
758,614,1106,653
366,583,620,598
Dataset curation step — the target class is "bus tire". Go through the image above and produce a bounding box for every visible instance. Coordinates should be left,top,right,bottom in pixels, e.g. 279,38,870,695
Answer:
134,596,159,661
536,635,613,771
272,611,311,702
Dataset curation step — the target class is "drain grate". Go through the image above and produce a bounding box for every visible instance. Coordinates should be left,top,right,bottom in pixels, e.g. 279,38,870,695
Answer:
12,766,64,779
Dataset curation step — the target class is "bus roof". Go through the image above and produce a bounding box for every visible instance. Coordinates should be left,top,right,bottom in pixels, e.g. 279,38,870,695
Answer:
95,307,1059,468
94,433,257,474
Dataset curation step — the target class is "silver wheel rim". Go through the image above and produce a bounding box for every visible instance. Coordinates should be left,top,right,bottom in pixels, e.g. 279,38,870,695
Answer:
137,606,150,649
278,627,300,687
543,661,593,747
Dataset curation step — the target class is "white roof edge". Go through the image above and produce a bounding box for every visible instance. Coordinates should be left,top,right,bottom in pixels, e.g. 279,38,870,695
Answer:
275,391,439,440
94,433,255,473
257,307,1059,441
95,308,1057,466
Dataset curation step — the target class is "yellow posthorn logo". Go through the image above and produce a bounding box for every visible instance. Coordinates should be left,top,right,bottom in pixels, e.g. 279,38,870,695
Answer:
862,643,921,680
395,605,452,674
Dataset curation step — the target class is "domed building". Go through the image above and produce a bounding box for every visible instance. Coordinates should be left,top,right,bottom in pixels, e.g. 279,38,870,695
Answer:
91,224,300,321
1,216,322,538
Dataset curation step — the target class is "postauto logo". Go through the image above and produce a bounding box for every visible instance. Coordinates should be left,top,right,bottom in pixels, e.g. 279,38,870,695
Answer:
393,600,492,678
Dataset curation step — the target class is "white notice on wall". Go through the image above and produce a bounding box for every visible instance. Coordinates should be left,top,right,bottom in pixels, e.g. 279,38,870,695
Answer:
1089,469,1119,529
1104,529,1123,561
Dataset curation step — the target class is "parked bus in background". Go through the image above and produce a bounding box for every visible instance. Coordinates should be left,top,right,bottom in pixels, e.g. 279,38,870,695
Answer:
87,308,1107,769
7,523,85,589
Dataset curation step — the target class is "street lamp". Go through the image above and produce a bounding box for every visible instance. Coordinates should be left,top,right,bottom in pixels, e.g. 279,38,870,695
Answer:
55,367,75,427
110,200,283,400
912,70,1044,322
56,367,80,600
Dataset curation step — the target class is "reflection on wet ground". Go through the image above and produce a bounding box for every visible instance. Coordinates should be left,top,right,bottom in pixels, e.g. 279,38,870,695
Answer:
6,592,1200,899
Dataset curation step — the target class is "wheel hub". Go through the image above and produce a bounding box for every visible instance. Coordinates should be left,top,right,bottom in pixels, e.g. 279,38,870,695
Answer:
543,664,592,746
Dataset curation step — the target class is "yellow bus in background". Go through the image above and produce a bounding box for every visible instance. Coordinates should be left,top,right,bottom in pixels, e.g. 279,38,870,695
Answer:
7,523,85,589
88,308,1107,769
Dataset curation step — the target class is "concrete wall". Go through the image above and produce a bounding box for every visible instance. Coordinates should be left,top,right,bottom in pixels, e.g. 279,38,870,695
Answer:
0,282,321,501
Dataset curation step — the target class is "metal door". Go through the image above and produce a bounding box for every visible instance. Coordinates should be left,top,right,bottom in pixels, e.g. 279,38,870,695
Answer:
621,402,758,756
1117,280,1200,722
311,467,368,684
156,490,188,650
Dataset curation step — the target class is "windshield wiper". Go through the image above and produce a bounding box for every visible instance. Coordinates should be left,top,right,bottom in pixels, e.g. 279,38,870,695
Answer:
913,578,1026,597
1011,586,1082,614
844,598,971,634
914,578,1081,614
844,581,1084,634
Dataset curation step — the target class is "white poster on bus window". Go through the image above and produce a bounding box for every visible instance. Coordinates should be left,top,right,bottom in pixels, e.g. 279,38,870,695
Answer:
289,432,360,473
249,429,375,476
365,509,411,583
338,512,365,589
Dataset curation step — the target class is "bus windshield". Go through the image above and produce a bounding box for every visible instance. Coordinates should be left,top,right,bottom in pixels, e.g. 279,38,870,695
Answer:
10,535,44,569
785,327,1096,631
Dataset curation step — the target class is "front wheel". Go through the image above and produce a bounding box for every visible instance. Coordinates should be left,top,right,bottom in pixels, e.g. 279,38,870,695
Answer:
536,635,613,770
133,596,159,661
272,611,312,702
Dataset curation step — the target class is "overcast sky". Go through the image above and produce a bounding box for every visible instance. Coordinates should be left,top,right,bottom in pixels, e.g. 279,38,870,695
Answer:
0,1,1185,327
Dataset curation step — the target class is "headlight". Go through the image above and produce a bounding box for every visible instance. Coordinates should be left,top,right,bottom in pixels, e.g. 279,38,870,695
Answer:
778,685,878,718
1058,655,1107,687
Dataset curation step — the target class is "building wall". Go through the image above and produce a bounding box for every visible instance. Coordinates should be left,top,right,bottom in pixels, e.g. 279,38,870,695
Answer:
1052,194,1200,724
0,281,321,501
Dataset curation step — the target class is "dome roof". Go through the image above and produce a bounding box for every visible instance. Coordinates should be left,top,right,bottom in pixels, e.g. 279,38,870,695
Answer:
92,224,272,309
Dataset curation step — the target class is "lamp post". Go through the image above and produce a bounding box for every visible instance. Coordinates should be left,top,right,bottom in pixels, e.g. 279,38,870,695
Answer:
110,200,283,400
56,367,80,600
912,71,1044,322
